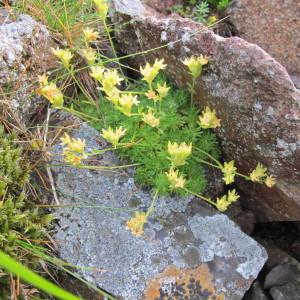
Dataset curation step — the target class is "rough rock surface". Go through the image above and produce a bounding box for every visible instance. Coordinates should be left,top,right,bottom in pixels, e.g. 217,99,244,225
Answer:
227,0,300,86
111,0,300,221
0,14,56,126
52,122,267,300
144,0,184,13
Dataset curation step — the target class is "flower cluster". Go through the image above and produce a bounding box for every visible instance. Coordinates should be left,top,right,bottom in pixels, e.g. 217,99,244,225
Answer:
83,27,99,44
221,161,237,185
126,211,147,236
52,48,73,69
249,163,276,188
117,94,140,116
167,142,192,167
101,126,126,148
38,75,64,108
216,189,240,212
140,59,167,87
60,133,88,165
198,106,221,129
165,168,186,190
142,110,160,127
81,47,97,65
182,55,208,78
93,0,108,21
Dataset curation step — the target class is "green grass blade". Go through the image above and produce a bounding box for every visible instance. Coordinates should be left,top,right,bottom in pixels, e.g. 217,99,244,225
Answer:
0,250,82,300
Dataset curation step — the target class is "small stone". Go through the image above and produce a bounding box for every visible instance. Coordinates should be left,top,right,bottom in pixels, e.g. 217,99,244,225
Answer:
270,282,300,300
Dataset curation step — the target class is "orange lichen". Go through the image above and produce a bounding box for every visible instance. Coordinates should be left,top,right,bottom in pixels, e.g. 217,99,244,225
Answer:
144,264,225,300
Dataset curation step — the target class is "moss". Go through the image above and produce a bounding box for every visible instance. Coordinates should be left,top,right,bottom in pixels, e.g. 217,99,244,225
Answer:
0,126,52,261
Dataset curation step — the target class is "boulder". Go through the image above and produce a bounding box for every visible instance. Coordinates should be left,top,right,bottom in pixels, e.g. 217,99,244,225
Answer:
0,14,56,127
51,120,267,300
111,0,300,221
227,0,300,87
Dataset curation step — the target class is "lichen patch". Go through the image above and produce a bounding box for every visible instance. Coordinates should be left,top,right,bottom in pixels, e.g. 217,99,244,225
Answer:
144,264,225,300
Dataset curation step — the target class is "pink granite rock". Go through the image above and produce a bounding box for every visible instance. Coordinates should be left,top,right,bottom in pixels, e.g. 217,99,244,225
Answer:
227,0,300,87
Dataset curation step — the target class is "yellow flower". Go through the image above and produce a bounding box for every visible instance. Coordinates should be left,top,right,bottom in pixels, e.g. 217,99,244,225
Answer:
101,126,126,148
93,0,109,21
145,90,160,101
198,106,221,129
60,133,88,166
221,160,237,185
142,110,160,127
90,65,106,82
140,59,167,86
38,74,48,86
216,189,240,212
249,163,267,183
207,15,218,26
126,211,147,237
118,94,139,116
106,87,121,105
167,141,192,167
101,69,124,94
83,27,99,44
182,55,208,78
216,195,229,212
81,47,97,65
165,168,186,190
38,76,64,108
156,82,170,99
227,189,240,203
265,175,276,188
52,48,73,69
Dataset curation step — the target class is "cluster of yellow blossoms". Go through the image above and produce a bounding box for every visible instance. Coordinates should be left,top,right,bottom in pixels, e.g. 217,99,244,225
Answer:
250,163,276,187
101,126,126,148
167,142,192,167
126,212,148,237
183,55,208,78
216,189,240,212
38,74,64,108
60,133,88,166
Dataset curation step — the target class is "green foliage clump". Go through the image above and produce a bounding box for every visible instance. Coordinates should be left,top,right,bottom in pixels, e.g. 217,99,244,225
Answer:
0,127,52,258
79,76,219,196
172,0,231,24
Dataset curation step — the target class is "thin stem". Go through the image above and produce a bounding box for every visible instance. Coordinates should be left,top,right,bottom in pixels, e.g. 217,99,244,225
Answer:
190,77,196,107
103,19,124,77
67,66,98,109
146,190,159,217
184,188,216,207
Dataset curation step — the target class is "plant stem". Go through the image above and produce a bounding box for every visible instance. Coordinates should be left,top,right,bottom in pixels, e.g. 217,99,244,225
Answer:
184,188,216,207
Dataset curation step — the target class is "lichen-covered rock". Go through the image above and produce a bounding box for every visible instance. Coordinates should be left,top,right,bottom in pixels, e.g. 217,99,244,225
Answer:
0,14,56,126
51,122,267,300
111,0,300,221
227,0,300,86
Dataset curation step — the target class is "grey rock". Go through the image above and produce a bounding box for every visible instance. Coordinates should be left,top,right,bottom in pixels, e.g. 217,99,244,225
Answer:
0,14,56,126
51,122,267,300
270,282,300,300
264,263,300,289
111,0,300,222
